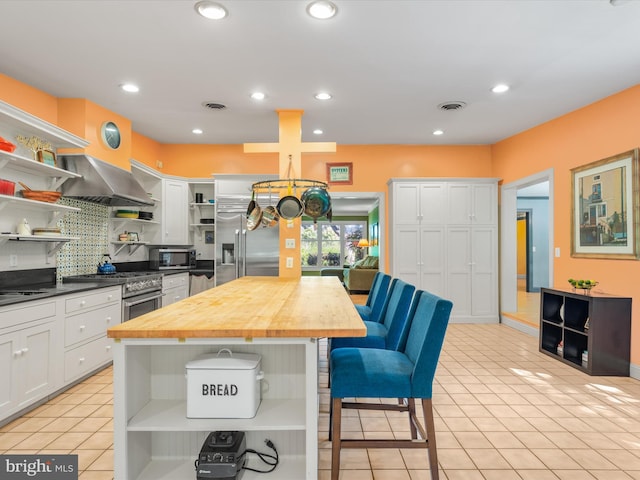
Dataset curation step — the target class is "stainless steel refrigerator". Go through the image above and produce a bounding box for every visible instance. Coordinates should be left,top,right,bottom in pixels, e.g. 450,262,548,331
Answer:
215,175,279,286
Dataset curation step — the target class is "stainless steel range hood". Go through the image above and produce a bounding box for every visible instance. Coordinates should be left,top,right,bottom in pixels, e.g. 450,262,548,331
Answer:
59,154,154,207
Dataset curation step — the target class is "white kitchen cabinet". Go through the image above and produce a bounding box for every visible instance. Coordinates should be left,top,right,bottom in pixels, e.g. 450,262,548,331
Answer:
447,182,497,225
161,179,189,245
0,299,59,420
62,286,121,383
0,285,121,424
162,272,190,307
389,178,498,323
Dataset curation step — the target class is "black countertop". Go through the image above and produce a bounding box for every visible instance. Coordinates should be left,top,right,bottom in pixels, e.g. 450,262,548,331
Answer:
0,262,215,308
0,281,117,308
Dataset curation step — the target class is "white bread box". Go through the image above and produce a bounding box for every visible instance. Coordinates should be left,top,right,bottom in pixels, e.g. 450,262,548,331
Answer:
186,349,263,418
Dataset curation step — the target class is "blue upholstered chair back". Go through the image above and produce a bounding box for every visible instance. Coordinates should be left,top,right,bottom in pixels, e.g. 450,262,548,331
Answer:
367,273,391,322
404,290,453,398
380,278,416,350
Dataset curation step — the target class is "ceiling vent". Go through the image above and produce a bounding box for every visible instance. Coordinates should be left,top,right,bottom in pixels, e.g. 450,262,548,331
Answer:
438,101,467,111
202,101,227,110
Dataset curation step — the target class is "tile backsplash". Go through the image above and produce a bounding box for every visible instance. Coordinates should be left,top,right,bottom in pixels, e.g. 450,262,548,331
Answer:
56,198,109,281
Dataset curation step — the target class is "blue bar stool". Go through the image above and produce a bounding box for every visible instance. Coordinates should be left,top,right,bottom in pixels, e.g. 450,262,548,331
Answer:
329,290,453,480
330,278,415,352
354,272,391,322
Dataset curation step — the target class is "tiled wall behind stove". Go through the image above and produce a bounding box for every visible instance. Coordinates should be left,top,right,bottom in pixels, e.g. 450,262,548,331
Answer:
56,198,109,281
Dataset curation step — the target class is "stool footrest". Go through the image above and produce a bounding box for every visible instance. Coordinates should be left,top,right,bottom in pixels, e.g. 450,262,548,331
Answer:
342,401,407,412
341,439,430,449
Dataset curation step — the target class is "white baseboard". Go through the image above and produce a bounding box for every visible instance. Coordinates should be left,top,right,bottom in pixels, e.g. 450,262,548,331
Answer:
629,363,640,381
500,315,538,337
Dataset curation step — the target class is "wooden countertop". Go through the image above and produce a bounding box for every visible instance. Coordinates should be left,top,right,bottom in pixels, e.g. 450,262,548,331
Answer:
107,276,366,339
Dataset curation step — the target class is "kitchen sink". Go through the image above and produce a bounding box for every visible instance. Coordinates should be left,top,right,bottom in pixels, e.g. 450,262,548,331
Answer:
0,290,48,296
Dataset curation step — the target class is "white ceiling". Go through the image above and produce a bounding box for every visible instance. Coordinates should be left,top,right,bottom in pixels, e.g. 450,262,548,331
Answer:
1,0,639,148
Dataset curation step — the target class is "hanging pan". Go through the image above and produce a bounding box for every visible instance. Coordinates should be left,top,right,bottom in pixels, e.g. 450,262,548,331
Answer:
246,191,257,216
301,187,331,223
277,182,304,220
246,196,263,231
261,186,280,228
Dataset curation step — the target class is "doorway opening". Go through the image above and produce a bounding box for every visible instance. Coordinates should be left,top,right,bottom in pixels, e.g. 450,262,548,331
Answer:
500,171,553,334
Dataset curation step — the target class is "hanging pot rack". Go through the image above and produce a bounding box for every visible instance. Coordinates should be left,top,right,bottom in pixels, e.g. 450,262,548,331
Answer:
250,155,329,193
251,178,329,192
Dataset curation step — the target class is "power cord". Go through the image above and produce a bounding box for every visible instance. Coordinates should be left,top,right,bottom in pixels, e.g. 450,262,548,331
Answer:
242,439,279,474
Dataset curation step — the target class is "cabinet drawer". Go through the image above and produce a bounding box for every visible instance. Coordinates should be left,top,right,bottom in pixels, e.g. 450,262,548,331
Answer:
0,300,57,331
65,287,121,315
163,274,189,290
64,335,113,382
64,303,120,347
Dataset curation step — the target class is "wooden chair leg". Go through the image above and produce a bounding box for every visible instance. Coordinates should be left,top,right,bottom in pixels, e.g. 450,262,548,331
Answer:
331,398,342,480
422,398,439,480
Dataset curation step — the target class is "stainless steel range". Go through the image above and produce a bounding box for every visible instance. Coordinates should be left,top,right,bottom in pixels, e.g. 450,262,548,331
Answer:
64,272,164,321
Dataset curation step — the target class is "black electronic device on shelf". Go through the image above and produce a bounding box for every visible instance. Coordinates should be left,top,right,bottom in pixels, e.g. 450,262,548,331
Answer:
196,431,246,480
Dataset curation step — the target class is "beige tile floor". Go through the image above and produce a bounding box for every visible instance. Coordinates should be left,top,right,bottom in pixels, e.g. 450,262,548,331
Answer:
3,293,640,480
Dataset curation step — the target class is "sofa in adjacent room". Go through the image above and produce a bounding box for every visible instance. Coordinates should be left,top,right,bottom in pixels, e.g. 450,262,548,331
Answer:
343,255,379,293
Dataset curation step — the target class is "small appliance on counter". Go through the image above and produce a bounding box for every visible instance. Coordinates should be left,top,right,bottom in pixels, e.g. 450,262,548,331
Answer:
149,247,196,270
196,431,246,480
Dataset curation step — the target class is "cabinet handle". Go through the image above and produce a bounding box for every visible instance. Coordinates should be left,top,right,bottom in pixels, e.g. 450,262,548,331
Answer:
107,295,113,300
106,345,111,351
13,350,22,357
80,325,85,331
80,300,86,306
106,316,112,323
21,348,28,354
79,357,85,363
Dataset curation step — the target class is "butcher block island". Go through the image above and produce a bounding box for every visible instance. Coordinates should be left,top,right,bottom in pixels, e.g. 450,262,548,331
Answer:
108,276,365,480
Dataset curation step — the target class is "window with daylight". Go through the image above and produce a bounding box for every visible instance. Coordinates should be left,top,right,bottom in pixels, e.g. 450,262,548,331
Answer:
301,221,367,270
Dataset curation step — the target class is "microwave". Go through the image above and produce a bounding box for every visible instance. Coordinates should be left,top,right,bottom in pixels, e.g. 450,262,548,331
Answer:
149,248,197,270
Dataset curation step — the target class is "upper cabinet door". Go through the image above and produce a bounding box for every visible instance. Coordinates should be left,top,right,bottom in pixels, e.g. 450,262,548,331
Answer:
419,183,446,225
392,182,446,225
162,179,189,245
393,183,420,224
447,183,497,225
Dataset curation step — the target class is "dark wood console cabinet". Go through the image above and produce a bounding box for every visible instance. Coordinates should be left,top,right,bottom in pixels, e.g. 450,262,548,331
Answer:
539,288,631,376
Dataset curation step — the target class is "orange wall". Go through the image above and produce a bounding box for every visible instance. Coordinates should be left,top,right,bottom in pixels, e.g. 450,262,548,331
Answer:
492,84,640,364
6,72,639,365
517,218,526,275
0,74,58,124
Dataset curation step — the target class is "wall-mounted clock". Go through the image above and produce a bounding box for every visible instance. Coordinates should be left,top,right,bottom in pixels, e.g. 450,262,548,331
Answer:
101,121,121,149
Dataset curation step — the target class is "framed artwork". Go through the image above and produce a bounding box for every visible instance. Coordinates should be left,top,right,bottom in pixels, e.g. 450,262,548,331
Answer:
205,231,214,244
327,162,353,185
571,149,639,259
371,222,379,246
37,149,56,167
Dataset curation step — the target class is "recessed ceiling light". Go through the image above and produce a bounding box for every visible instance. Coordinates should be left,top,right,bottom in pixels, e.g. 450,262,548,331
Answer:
250,92,266,100
491,84,510,93
192,128,203,134
313,129,323,135
195,1,228,19
306,1,337,19
314,92,332,100
120,83,139,93
433,129,444,136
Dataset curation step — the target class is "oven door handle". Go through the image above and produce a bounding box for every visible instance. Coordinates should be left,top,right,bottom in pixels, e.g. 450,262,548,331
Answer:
123,292,165,308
